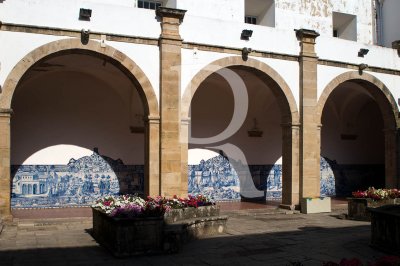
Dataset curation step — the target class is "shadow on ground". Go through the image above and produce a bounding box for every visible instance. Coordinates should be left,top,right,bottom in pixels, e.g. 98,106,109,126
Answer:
0,222,386,266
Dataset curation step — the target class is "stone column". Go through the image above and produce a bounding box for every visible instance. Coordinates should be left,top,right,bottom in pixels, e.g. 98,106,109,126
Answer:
180,117,190,196
144,116,160,196
156,7,186,197
296,29,320,199
280,122,300,210
0,108,12,219
384,128,398,188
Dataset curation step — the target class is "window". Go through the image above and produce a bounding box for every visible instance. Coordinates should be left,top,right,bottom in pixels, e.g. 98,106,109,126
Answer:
138,0,162,10
245,0,275,27
332,12,357,41
245,16,257,25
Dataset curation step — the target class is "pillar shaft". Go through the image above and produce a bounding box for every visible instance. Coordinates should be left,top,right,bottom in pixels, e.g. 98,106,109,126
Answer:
180,117,190,196
384,128,398,188
280,123,300,209
157,7,186,197
297,29,320,198
0,109,12,219
145,116,160,196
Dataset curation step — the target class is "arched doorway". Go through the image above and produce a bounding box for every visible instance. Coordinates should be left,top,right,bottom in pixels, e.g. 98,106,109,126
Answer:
181,57,299,207
318,72,398,196
0,39,159,216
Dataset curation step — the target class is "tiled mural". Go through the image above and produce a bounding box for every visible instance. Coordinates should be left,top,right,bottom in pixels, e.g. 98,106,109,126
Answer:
188,155,337,200
11,151,144,208
12,151,383,208
188,155,241,200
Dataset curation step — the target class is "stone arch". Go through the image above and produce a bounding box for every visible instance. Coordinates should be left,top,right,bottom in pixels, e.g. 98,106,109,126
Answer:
181,56,300,207
0,38,160,217
0,38,159,118
181,56,299,124
317,71,398,130
317,71,399,188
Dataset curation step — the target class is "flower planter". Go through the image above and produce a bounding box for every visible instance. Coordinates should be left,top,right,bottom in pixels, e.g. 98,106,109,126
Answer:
164,205,220,224
370,205,400,254
347,198,400,221
301,197,331,214
92,208,163,257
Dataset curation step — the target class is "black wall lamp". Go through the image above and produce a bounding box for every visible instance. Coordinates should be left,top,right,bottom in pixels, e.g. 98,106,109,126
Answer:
81,29,90,45
358,63,368,75
242,47,252,61
241,29,253,40
358,48,369,57
79,8,92,21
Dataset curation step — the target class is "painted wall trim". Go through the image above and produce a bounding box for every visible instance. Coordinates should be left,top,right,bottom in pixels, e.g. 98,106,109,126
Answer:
0,22,159,46
2,22,399,76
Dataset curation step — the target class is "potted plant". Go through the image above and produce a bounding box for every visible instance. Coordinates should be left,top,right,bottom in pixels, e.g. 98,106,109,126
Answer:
91,194,222,257
348,187,400,221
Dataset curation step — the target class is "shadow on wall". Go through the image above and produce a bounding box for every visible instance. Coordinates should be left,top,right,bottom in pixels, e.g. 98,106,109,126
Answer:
323,157,385,197
11,148,145,208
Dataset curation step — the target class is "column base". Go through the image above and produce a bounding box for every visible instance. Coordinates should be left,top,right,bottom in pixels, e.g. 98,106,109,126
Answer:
279,204,300,211
300,197,331,214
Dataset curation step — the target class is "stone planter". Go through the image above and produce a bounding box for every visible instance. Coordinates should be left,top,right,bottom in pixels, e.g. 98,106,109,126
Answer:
301,197,331,214
370,205,400,254
92,208,163,257
348,198,400,221
92,205,227,256
164,205,220,224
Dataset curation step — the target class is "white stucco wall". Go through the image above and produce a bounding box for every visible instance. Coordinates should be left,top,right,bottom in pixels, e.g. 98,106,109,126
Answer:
275,0,373,44
180,17,300,57
176,0,244,22
0,31,160,105
11,70,145,165
370,72,400,110
0,31,65,89
0,0,160,38
317,65,349,100
316,35,400,70
109,41,160,103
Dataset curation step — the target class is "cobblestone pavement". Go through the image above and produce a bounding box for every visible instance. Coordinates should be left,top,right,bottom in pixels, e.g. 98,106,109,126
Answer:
0,210,387,266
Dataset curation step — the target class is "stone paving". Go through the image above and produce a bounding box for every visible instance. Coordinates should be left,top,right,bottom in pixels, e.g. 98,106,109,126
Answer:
0,207,389,266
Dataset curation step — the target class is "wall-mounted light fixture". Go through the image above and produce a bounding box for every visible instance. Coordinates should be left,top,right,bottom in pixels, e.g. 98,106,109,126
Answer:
79,8,92,21
241,29,253,41
242,47,252,61
81,29,90,45
358,48,369,57
358,63,368,75
248,118,263,137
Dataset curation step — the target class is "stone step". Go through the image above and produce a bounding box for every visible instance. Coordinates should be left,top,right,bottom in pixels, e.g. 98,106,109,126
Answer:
221,207,298,217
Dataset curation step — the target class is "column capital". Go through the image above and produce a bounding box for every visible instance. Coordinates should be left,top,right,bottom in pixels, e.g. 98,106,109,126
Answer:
156,7,186,42
296,29,319,58
146,115,160,124
281,122,301,129
0,108,13,117
295,28,320,43
156,7,186,20
181,117,191,125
